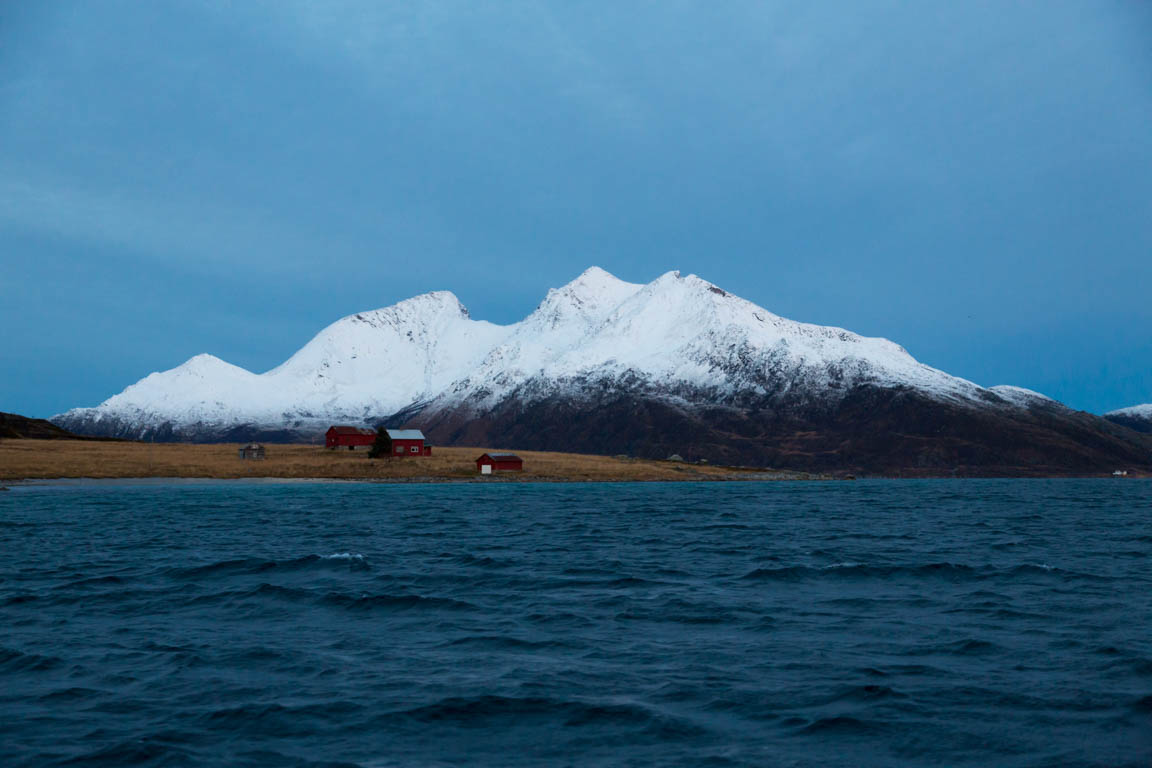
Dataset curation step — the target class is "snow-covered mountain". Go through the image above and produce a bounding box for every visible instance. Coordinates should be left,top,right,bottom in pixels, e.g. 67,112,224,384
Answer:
57,268,974,434
1104,403,1152,433
57,290,507,438
54,268,1151,474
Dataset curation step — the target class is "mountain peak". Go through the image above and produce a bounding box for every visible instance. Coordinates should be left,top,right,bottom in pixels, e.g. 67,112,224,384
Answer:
332,291,471,331
388,290,468,317
174,353,249,376
528,268,643,328
645,270,726,296
575,265,618,281
559,266,639,296
184,353,225,367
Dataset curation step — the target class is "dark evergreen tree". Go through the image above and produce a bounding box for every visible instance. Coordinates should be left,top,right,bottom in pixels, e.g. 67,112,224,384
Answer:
368,426,392,458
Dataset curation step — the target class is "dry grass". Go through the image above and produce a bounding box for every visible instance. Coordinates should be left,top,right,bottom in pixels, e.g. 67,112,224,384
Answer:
0,440,813,483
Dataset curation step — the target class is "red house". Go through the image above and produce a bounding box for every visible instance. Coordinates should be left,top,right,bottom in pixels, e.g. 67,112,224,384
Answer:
325,426,376,450
476,453,523,473
384,429,431,457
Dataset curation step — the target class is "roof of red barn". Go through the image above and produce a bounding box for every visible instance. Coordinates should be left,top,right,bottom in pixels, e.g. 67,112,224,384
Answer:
327,426,377,436
479,453,522,460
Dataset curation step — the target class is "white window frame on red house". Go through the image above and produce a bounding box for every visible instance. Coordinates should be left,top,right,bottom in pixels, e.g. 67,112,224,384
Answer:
394,445,403,454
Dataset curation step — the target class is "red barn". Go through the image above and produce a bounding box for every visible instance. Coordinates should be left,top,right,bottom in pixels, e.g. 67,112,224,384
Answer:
325,426,376,450
476,453,523,473
384,429,431,457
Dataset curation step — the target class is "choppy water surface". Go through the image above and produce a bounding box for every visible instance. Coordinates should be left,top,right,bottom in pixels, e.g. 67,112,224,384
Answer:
2,480,1150,767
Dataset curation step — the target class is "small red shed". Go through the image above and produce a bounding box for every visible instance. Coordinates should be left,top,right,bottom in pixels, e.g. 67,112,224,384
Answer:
385,429,431,457
326,425,376,450
476,453,523,473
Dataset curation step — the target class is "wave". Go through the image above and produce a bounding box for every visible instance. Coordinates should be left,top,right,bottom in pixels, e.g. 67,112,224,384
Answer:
443,635,585,651
908,638,1003,657
542,575,669,590
55,575,126,589
821,684,909,704
318,591,476,612
794,715,890,736
38,686,106,702
166,554,370,580
740,562,1104,583
0,646,64,673
6,584,205,611
443,553,515,569
198,701,365,736
3,593,41,607
522,611,597,628
52,739,198,767
114,584,475,615
381,695,707,739
181,583,314,608
615,597,740,625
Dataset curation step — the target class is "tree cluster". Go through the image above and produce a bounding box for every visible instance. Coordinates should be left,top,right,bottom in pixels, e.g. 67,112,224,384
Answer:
367,427,391,459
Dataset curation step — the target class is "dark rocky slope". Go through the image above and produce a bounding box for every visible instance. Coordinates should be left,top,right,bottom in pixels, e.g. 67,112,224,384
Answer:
408,387,1152,477
1104,411,1152,434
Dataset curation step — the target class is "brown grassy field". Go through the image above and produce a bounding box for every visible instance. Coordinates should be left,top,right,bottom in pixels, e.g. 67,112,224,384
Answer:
0,440,819,482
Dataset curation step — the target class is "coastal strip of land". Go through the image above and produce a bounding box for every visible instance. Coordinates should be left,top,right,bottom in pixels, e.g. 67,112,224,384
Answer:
0,440,824,483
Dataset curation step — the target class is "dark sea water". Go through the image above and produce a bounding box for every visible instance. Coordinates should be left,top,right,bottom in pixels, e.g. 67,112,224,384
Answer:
2,480,1150,767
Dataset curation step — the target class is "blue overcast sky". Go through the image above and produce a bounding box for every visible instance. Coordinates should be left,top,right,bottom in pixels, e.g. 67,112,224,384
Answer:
2,0,1150,417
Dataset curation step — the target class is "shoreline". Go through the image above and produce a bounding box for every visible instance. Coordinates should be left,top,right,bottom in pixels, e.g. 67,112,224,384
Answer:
1,440,1143,483
4,474,826,487
4,474,1145,488
0,440,825,484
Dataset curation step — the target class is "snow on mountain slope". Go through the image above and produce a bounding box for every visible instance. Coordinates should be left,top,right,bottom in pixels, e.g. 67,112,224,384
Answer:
1103,403,1152,434
61,291,509,437
1106,403,1152,419
988,385,1061,409
435,270,982,411
73,353,261,431
56,267,1020,439
258,291,509,417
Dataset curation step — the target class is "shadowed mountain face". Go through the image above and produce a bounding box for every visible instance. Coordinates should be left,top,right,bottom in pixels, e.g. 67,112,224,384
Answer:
408,385,1152,477
52,268,1152,475
0,412,95,440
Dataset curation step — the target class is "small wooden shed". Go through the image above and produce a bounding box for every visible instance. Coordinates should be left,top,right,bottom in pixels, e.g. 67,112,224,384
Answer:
238,443,266,460
476,452,523,474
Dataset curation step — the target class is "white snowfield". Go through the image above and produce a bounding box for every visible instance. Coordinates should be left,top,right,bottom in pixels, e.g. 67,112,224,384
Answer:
1106,403,1152,419
56,268,1037,437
